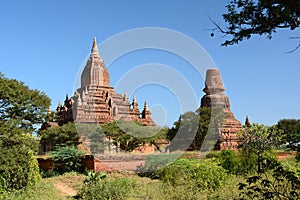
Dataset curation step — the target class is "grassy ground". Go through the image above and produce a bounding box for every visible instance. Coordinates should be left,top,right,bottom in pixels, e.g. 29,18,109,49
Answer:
0,172,243,200
2,154,297,200
1,179,63,200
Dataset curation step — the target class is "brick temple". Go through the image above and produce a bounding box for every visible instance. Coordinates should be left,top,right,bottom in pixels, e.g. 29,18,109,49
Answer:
201,68,242,150
56,38,155,126
44,39,242,153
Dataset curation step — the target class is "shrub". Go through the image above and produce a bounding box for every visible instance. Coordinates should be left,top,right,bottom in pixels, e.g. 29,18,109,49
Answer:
238,149,279,175
205,151,221,159
261,149,279,170
137,153,180,179
39,169,60,178
280,160,300,178
83,171,107,185
159,158,229,191
239,163,300,199
0,146,41,192
238,149,259,174
0,179,63,200
218,150,240,174
78,177,136,200
50,145,86,173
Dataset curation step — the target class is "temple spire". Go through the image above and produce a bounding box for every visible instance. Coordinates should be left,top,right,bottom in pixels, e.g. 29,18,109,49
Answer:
91,37,100,58
142,101,151,120
144,101,149,110
245,115,251,127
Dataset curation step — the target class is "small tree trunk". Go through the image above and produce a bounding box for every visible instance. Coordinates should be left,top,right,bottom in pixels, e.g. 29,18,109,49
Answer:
258,150,263,174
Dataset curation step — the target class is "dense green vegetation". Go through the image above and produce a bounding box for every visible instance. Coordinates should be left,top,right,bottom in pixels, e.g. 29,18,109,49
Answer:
277,119,300,160
50,145,86,174
0,72,50,132
239,163,300,199
168,107,225,151
39,123,80,149
238,123,283,173
55,154,299,199
0,180,63,200
0,72,50,193
1,150,299,199
101,120,168,152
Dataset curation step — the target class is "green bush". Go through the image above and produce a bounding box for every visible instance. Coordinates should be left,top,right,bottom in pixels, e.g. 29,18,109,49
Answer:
39,169,60,178
50,145,86,173
78,177,136,200
238,149,259,174
205,151,221,159
0,146,41,192
206,149,279,175
238,149,279,175
83,171,107,185
137,153,180,179
39,122,80,150
218,150,241,174
261,149,279,170
216,149,279,175
159,158,229,191
0,179,63,200
239,163,300,199
280,160,300,178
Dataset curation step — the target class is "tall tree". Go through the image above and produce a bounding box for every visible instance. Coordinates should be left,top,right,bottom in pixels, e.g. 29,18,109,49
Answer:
277,119,300,150
168,107,225,151
0,72,50,191
238,123,283,173
101,120,164,152
0,72,51,133
39,122,80,152
213,0,300,51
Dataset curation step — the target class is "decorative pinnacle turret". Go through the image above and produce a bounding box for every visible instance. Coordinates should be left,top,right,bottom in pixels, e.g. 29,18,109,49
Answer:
245,115,251,127
144,101,148,109
91,37,100,58
132,96,138,109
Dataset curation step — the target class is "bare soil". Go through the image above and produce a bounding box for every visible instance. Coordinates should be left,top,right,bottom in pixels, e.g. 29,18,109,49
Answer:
52,174,85,198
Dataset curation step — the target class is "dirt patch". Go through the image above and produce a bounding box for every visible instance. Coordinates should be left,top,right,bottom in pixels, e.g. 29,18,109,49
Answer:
52,174,85,198
54,180,77,197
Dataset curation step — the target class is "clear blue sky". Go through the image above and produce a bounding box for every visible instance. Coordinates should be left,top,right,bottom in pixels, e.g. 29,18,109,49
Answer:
1,0,299,127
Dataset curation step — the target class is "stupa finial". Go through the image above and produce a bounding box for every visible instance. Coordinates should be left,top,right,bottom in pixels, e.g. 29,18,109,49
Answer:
91,37,100,57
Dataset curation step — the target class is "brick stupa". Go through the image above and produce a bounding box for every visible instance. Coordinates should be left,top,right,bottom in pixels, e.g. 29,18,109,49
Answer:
201,68,241,150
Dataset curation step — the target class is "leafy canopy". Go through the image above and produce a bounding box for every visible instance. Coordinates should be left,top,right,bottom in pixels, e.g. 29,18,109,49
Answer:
101,120,166,152
168,107,225,151
0,72,49,191
277,119,300,150
239,163,300,199
238,123,283,173
216,0,300,50
0,72,50,133
39,122,80,149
